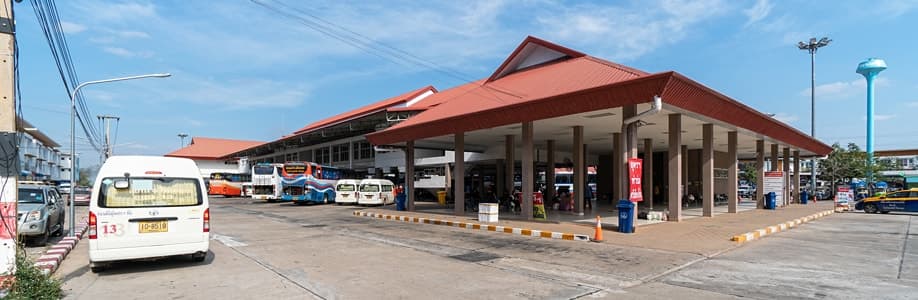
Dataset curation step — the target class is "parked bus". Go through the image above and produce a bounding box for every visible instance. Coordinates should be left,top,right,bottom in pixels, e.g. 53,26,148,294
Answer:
280,162,341,204
553,166,597,197
252,163,283,201
208,172,251,197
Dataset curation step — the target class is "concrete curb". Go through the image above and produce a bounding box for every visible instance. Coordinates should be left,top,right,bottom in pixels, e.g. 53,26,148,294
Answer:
732,210,834,244
353,211,591,242
32,218,89,275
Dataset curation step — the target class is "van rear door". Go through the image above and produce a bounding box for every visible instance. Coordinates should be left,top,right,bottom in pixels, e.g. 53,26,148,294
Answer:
95,177,206,250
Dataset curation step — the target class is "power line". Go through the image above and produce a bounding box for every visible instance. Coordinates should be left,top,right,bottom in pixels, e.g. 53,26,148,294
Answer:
249,0,522,103
29,0,102,153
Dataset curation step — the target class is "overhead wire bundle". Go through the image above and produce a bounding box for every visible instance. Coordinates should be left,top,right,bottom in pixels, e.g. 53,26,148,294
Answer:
29,0,102,153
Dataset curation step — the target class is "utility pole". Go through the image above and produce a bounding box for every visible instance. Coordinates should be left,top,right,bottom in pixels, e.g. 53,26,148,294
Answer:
797,37,831,199
98,114,119,161
0,2,17,287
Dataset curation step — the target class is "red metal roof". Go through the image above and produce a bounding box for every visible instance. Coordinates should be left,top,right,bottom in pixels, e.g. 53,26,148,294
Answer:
292,85,437,135
165,137,264,160
366,36,832,156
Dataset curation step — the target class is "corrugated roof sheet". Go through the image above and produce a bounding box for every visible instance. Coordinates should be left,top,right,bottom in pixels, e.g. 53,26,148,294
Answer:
367,36,832,156
165,137,264,160
292,85,436,135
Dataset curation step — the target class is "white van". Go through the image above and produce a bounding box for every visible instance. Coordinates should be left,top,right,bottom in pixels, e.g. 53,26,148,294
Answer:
335,179,361,205
89,156,210,272
357,179,395,206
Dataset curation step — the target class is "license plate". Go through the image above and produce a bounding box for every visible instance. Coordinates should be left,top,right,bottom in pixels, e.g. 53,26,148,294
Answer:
139,221,168,233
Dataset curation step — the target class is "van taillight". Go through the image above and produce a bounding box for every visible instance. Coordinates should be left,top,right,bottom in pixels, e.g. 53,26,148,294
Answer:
203,208,210,233
89,211,97,239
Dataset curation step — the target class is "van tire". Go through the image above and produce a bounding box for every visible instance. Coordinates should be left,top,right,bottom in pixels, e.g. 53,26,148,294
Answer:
192,252,207,262
90,263,106,273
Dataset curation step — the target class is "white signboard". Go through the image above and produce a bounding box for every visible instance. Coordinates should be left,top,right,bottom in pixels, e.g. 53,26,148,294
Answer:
763,171,784,207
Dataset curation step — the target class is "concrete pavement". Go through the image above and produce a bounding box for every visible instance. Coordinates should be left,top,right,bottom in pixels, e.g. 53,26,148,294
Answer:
53,198,917,299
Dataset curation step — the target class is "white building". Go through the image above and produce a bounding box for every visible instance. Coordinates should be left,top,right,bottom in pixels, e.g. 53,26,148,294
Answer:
165,137,263,177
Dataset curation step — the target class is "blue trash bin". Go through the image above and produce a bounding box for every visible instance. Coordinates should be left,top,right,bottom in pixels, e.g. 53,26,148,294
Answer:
617,200,635,234
395,193,407,211
765,192,776,210
800,190,809,204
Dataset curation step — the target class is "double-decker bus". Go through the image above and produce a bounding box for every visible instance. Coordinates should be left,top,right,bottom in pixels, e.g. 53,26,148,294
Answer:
208,172,252,197
280,162,341,204
252,163,283,202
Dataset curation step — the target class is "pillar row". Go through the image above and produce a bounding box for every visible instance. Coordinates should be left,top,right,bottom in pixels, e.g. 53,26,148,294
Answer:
668,114,683,221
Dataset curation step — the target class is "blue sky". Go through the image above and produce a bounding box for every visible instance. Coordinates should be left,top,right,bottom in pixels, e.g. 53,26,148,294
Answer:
13,0,918,166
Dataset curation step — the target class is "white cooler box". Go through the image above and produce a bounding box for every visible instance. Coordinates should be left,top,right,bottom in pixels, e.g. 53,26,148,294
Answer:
478,203,498,223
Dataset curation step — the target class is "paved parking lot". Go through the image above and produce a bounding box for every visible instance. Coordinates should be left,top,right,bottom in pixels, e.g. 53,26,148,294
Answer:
53,197,918,299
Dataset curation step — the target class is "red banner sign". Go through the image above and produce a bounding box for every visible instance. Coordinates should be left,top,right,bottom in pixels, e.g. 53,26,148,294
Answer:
628,158,643,202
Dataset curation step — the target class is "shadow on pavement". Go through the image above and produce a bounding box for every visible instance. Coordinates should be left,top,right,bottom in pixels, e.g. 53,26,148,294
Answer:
94,250,216,276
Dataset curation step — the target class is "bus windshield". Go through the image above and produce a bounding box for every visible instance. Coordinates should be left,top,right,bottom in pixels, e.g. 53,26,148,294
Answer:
254,165,275,175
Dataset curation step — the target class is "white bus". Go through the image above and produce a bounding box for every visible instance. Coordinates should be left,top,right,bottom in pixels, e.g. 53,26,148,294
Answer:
251,163,283,202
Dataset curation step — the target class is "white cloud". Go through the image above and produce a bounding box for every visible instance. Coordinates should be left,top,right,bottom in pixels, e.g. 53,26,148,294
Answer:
60,21,86,34
875,0,918,17
536,0,730,60
130,73,312,110
743,0,773,26
108,30,151,39
799,77,889,100
102,47,154,58
773,113,798,123
862,114,896,121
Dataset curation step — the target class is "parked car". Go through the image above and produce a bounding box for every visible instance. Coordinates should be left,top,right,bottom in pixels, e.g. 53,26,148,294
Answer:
89,156,210,273
357,179,395,206
335,179,360,205
18,184,66,245
58,182,71,195
856,188,918,214
73,186,92,206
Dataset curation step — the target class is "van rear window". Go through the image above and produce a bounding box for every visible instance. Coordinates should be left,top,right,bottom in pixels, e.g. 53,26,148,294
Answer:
337,184,356,192
360,184,380,192
98,177,202,208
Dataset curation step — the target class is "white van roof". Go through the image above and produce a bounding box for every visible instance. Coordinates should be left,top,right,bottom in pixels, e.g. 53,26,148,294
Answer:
337,179,360,184
98,156,202,178
359,179,394,185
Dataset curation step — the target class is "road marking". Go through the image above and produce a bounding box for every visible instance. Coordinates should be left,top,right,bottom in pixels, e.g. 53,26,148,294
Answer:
211,233,248,247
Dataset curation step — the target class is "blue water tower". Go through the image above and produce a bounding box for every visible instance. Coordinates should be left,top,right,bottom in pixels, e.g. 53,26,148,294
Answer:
856,58,887,183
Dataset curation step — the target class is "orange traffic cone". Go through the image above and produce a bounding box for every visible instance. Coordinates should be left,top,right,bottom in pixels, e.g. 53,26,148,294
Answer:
592,216,603,242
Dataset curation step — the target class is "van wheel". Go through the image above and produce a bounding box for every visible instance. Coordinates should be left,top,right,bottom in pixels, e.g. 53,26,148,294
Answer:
90,263,106,273
192,252,207,262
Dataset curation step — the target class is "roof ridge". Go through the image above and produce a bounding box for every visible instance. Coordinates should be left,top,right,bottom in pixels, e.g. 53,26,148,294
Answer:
583,56,649,77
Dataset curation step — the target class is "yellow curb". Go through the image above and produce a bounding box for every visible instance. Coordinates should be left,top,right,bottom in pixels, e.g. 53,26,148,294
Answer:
354,210,590,242
732,209,834,243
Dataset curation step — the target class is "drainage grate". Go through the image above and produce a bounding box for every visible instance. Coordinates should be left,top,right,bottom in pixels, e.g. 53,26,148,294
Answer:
450,251,502,263
300,224,327,228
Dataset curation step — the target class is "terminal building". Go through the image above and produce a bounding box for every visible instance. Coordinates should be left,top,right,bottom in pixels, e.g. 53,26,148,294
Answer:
222,36,832,221
165,137,264,177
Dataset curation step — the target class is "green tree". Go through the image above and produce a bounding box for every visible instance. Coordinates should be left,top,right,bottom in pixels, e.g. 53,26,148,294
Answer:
818,142,896,185
78,167,92,186
740,164,757,183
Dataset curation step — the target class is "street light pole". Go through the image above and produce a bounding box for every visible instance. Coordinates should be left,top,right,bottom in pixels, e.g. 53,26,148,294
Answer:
178,133,189,148
798,37,830,199
69,73,171,237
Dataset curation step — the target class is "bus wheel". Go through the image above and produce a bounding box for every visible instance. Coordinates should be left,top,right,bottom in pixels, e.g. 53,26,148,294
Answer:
323,194,329,204
864,203,878,214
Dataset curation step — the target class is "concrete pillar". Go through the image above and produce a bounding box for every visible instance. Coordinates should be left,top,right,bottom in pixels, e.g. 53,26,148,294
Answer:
496,159,505,198
583,144,589,211
643,138,653,211
612,132,622,201
522,122,534,220
505,135,514,194
702,124,714,217
621,105,636,204
770,144,779,172
546,140,556,203
783,147,791,206
727,132,738,213
406,141,416,211
454,133,465,216
794,150,801,204
681,145,688,191
668,114,683,221
573,126,584,215
756,140,765,209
